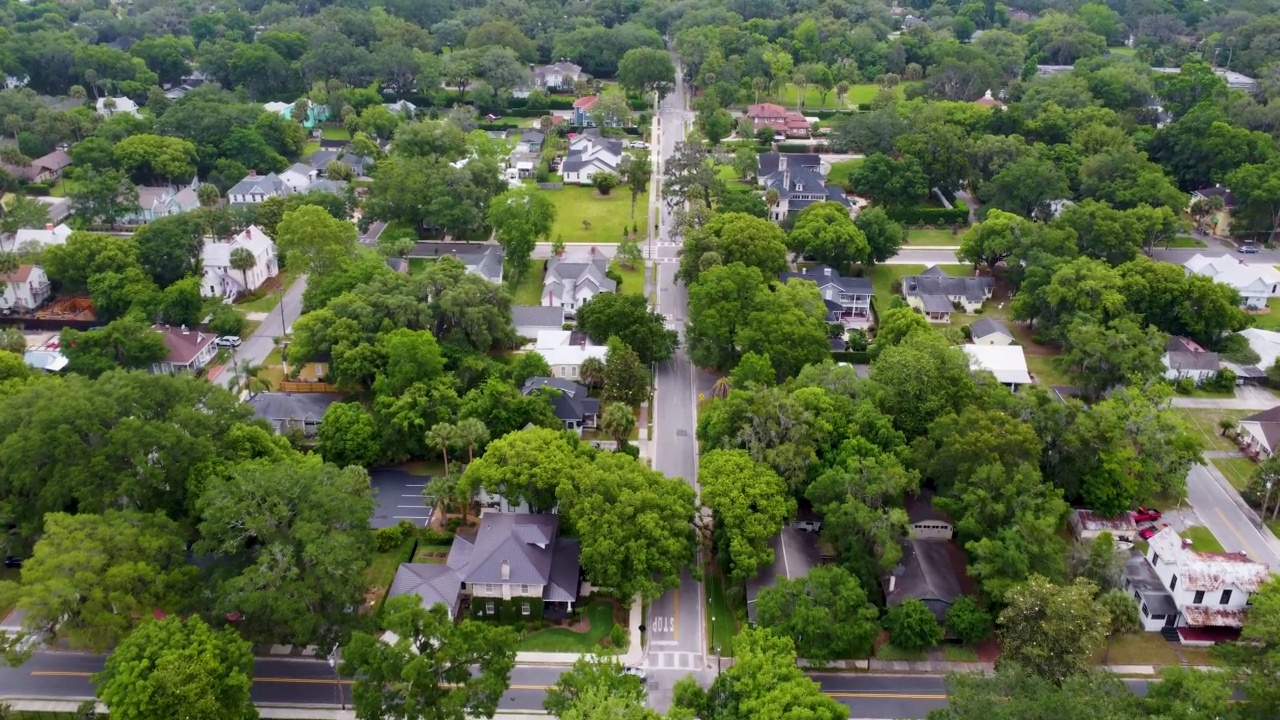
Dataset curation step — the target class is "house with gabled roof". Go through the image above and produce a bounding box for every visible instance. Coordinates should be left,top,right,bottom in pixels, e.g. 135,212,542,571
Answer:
201,225,278,299
124,177,202,224
1163,336,1220,384
901,266,994,322
522,377,600,433
757,152,854,221
562,131,623,185
543,250,616,310
1238,405,1280,459
248,392,343,436
969,318,1013,345
746,103,812,137
227,171,289,205
0,264,51,311
1184,253,1280,309
150,325,218,375
778,264,872,328
408,242,505,284
962,344,1032,389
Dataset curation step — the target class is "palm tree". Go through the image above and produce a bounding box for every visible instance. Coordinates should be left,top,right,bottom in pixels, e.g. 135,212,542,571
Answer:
68,85,86,101
425,422,463,476
236,361,272,395
579,357,606,389
600,403,636,446
836,80,850,106
229,247,257,295
765,188,780,219
83,69,99,100
710,376,732,399
1219,417,1238,437
454,417,489,464
751,77,766,105
197,183,221,209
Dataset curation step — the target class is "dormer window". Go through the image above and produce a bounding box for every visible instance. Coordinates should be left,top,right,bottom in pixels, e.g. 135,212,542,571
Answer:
500,560,510,581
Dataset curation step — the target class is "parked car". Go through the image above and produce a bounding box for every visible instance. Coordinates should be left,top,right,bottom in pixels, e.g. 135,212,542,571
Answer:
1239,244,1261,254
216,336,243,348
628,141,649,149
1132,507,1163,523
1139,523,1169,541
624,666,647,680
793,520,822,533
3,556,22,569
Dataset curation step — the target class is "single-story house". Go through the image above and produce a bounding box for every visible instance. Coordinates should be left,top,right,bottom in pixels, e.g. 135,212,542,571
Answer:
96,96,140,118
1069,509,1137,544
32,196,70,224
150,325,218,375
247,392,343,436
1184,254,1280,310
200,225,279,299
263,100,331,128
1190,186,1235,237
2,149,72,183
1238,405,1280,459
901,266,994,322
408,242,505,285
382,100,417,116
904,491,953,541
969,318,1014,345
13,223,72,249
778,265,872,328
745,527,824,624
884,537,967,625
533,330,607,381
512,305,567,340
961,344,1032,389
1163,336,1220,384
0,264,51,312
522,377,600,433
543,251,616,310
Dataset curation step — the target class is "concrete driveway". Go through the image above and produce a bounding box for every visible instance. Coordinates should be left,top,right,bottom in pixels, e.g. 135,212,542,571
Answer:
1171,385,1277,410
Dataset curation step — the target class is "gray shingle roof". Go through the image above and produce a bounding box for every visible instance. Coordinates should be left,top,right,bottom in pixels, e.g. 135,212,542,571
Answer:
389,563,463,616
522,377,600,424
903,266,993,303
1166,350,1221,372
757,152,819,178
885,538,964,624
247,392,342,433
512,305,567,328
969,317,1012,340
227,173,287,199
446,513,575,589
921,294,955,313
778,265,872,294
545,254,616,296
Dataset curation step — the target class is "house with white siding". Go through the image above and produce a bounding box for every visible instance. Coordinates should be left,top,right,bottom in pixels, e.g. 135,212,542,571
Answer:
200,225,279,299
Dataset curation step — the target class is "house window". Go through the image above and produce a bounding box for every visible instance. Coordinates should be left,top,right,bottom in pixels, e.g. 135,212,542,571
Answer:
1222,589,1233,605
521,603,531,615
1170,574,1178,591
1151,553,1159,567
484,583,495,593
570,366,578,377
1141,602,1149,617
521,584,529,594
485,602,495,615
1193,590,1205,604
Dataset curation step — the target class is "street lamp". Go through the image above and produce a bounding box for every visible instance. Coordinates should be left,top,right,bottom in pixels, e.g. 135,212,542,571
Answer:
327,645,345,710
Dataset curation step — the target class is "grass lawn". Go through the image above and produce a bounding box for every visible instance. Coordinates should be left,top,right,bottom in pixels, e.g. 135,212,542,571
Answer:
1183,524,1226,553
302,140,322,156
509,260,548,305
876,644,929,661
774,84,842,110
543,186,649,243
715,164,739,181
1165,235,1208,248
1179,646,1222,666
1171,408,1247,452
845,83,907,105
363,537,417,611
707,570,737,657
408,257,428,274
517,599,621,653
411,544,448,563
826,158,863,188
866,263,971,317
320,126,352,141
942,645,979,662
1212,456,1257,491
1093,632,1180,665
610,260,644,296
236,269,299,314
1024,354,1072,386
903,227,962,246
48,178,77,197
1108,46,1138,56
1247,299,1280,330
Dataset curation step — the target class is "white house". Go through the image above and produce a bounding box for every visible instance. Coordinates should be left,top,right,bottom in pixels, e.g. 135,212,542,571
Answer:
1184,254,1280,310
1238,405,1280,459
778,265,872,329
12,223,72,250
533,330,607,380
969,318,1014,345
279,163,319,192
0,264,51,311
1163,336,1220,384
96,96,140,118
200,225,279,299
226,171,290,205
542,251,616,310
1123,527,1270,638
961,344,1032,389
561,132,622,185
901,266,995,322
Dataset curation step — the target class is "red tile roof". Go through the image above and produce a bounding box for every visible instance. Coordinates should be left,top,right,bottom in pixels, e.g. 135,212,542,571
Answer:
748,103,788,118
573,95,597,109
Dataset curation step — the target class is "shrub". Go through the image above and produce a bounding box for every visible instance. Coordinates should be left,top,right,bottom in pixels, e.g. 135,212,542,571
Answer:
1202,368,1238,393
945,595,992,645
421,528,456,544
445,516,463,533
884,203,968,226
208,304,248,337
846,329,869,352
610,623,627,648
535,163,551,183
1174,377,1196,394
884,598,943,652
375,525,407,552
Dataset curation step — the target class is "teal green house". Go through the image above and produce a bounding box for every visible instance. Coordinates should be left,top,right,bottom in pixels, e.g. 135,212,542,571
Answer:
263,100,331,129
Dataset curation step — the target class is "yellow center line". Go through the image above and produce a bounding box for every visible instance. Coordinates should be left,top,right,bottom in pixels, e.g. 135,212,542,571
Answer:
1216,507,1256,554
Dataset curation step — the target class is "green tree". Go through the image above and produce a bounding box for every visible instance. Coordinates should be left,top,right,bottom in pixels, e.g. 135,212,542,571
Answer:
591,171,621,196
575,293,677,364
945,596,992,645
275,205,358,277
599,402,636,446
619,153,651,220
113,134,198,185
488,185,556,285
980,156,1070,219
343,595,517,720
616,48,676,99
1215,577,1280,712
1098,589,1140,663
95,616,256,720
754,565,880,664
602,337,650,408
687,627,848,720
788,201,870,271
738,279,832,381
928,666,1144,720
957,210,1029,270
884,599,944,652
159,276,203,327
870,306,933,358
854,207,905,265
847,154,928,209
679,212,788,286
317,402,380,468
1141,666,1235,720
67,168,140,227
229,246,257,292
544,655,646,718
426,421,464,476
998,575,1109,684
1058,317,1167,399
196,457,375,647
699,449,795,586
868,332,975,438
458,427,591,513
729,351,775,390
60,318,168,377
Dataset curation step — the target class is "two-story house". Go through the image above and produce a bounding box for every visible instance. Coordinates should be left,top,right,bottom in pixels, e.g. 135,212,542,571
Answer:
227,171,290,205
522,377,600,434
571,95,597,126
1123,527,1271,642
778,265,872,328
542,250,616,310
12,223,72,250
125,178,202,224
533,330,607,380
746,103,812,137
901,266,994,322
201,225,279,299
0,264,51,311
757,152,855,221
280,163,320,192
1184,254,1280,310
387,512,582,622
515,62,588,97
561,132,623,185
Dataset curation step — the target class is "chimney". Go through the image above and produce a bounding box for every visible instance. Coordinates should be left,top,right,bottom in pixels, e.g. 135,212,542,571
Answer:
248,169,257,178
45,224,52,231
500,560,510,581
180,325,189,334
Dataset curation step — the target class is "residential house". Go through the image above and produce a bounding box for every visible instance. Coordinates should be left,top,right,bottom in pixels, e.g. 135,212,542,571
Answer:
561,131,623,185
1238,405,1280,459
1123,527,1270,640
1069,509,1137,544
263,100,330,128
409,242,505,284
745,527,824,624
32,196,70,224
382,100,417,117
96,96,140,118
902,14,928,28
571,96,597,125
962,344,1032,389
13,223,72,250
1190,186,1235,237
389,512,581,621
884,537,967,625
1183,254,1280,309
507,130,544,181
973,89,1006,110
901,265,994,322
248,392,343,436
778,264,872,328
0,264,51,311
124,178,202,224
756,152,854,221
543,250,616,310
310,149,375,179
2,149,72,183
969,317,1014,345
280,163,319,192
1163,336,1220,384
1233,328,1280,384
515,62,588,97
522,377,600,433
904,491,953,541
200,225,279,299
227,171,290,205
386,257,409,274
746,103,812,138
533,330,607,380
150,325,218,375
512,305,567,339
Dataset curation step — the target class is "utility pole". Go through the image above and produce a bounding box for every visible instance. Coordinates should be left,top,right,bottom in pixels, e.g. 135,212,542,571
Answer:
327,645,345,710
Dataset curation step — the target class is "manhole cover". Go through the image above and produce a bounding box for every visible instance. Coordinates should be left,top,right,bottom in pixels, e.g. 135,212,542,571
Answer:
676,429,689,437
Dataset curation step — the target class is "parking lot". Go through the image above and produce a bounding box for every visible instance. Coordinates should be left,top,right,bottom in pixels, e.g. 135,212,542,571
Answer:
369,467,434,529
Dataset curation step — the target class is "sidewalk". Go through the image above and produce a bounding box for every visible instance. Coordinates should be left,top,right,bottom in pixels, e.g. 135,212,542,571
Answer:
0,700,549,719
515,597,644,666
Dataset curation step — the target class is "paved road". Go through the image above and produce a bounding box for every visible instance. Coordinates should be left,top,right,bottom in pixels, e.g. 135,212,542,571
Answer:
1187,463,1280,567
216,275,308,390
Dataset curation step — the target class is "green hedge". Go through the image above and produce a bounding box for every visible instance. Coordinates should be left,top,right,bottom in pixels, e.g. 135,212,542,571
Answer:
831,350,872,364
885,200,968,226
776,142,829,153
472,596,545,623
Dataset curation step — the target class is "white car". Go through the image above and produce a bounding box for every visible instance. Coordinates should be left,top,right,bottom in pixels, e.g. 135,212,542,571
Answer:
624,666,647,680
216,336,243,348
793,520,822,533
628,141,649,149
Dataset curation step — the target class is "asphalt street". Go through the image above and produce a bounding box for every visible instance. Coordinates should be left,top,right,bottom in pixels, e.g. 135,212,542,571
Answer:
216,273,308,390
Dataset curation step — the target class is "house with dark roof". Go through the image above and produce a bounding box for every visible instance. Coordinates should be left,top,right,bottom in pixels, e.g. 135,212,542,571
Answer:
778,265,872,328
904,491,952,541
247,392,343,436
2,149,72,183
150,325,217,375
1163,336,1220,384
885,538,966,625
543,250,616,310
901,265,994,322
512,305,567,339
1239,406,1280,459
408,242,505,284
745,527,824,624
757,152,854,221
227,171,290,205
969,317,1013,345
522,377,599,433
386,257,409,274
310,149,375,179
389,513,581,622
562,131,623,185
